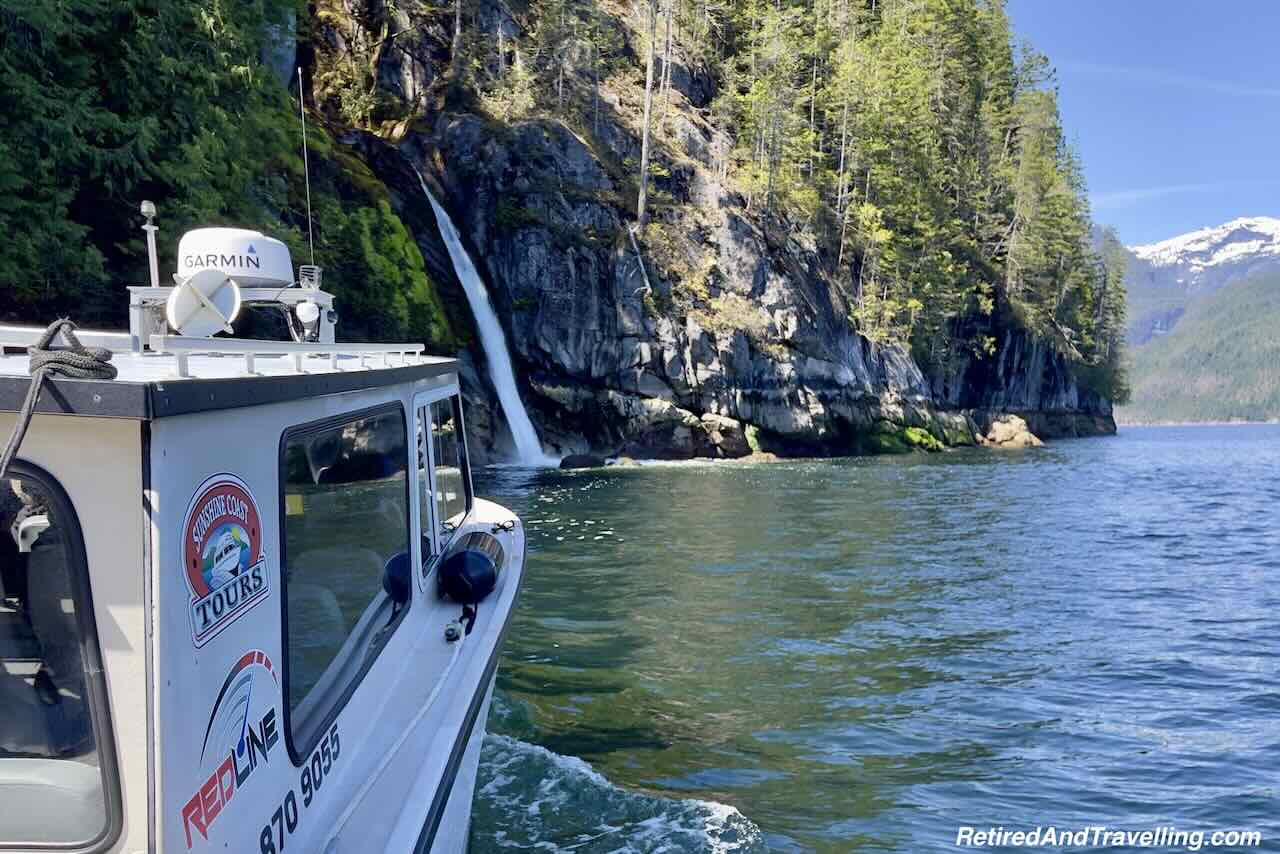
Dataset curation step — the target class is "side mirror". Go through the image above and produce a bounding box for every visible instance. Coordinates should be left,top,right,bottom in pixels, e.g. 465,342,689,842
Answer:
382,551,412,605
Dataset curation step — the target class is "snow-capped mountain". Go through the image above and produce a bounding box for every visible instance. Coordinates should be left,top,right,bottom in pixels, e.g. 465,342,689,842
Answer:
1125,216,1280,344
1129,216,1280,292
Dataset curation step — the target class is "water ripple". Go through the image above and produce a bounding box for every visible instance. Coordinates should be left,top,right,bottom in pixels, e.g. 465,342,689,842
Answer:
471,425,1280,852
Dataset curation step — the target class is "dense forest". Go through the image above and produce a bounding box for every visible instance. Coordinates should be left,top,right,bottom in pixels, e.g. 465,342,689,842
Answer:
0,0,1128,404
0,0,454,345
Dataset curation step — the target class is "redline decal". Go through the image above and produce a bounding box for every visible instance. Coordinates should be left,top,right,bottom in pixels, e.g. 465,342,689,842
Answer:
200,650,279,761
182,650,281,849
182,474,269,646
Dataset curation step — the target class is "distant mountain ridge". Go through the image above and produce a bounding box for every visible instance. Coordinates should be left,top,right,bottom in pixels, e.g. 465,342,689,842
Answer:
1121,270,1280,424
1121,216,1280,423
1124,216,1280,344
1131,216,1280,283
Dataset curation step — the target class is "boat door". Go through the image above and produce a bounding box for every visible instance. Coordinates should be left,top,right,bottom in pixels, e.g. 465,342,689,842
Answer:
411,388,474,585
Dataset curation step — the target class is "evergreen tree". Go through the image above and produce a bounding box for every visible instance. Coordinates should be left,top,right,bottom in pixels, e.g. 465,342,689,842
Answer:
0,0,1127,400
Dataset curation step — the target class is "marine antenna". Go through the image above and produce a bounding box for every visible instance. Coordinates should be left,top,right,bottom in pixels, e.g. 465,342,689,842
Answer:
297,66,315,267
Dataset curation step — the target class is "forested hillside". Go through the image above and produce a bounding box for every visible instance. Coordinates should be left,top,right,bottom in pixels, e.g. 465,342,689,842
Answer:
0,0,455,345
0,0,1127,456
1122,272,1280,424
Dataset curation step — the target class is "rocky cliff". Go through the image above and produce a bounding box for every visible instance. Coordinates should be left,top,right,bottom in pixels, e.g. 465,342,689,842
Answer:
313,0,1114,462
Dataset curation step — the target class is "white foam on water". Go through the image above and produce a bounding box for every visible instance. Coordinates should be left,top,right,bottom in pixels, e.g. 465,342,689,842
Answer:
413,170,558,467
611,457,785,470
473,735,766,853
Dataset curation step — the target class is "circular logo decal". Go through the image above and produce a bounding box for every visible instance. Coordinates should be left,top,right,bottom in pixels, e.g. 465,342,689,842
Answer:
182,475,270,646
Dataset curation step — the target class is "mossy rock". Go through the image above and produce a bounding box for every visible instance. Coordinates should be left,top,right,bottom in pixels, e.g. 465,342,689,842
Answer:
866,426,944,455
902,426,944,452
941,422,977,446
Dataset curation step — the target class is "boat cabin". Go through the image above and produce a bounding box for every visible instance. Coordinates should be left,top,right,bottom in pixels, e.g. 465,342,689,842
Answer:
0,214,525,853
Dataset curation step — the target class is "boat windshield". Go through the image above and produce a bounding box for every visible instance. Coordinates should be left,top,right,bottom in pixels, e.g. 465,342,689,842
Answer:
0,469,116,849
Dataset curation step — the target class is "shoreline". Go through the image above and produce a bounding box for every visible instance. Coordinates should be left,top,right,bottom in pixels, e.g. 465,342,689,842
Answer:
536,428,1116,471
1117,419,1280,428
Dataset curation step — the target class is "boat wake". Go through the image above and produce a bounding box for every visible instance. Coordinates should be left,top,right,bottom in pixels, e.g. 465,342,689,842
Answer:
471,735,766,853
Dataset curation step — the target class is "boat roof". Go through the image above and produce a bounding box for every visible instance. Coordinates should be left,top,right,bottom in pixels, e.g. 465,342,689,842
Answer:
0,331,457,420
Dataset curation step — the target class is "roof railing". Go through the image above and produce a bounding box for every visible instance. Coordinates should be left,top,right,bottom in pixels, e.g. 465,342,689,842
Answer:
148,335,426,378
0,324,429,379
0,325,133,352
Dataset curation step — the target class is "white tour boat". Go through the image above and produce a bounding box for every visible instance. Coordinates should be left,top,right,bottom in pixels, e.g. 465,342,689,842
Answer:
0,205,526,853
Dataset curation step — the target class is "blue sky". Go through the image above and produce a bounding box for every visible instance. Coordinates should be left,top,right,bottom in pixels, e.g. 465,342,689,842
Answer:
1007,1,1280,245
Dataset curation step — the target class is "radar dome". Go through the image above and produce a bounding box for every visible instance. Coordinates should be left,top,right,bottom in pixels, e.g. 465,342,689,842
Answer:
177,228,293,287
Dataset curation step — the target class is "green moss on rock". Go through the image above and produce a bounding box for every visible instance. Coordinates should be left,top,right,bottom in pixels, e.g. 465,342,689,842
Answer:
902,426,944,452
940,422,977,446
863,424,945,454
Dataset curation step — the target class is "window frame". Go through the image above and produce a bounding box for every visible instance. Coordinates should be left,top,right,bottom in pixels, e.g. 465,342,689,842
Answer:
414,392,473,566
0,460,124,854
411,397,441,578
276,402,413,766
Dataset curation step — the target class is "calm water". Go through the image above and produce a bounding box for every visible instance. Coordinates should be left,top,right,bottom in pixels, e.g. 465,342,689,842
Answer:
468,425,1280,852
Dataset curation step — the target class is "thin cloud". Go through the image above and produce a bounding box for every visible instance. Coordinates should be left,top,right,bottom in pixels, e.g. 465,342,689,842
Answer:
1092,180,1280,211
1059,61,1280,98
1091,183,1235,210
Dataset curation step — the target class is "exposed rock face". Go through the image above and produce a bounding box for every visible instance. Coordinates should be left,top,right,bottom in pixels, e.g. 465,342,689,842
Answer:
980,414,1044,449
330,8,1114,461
382,114,1000,460
933,325,1115,440
364,110,1114,459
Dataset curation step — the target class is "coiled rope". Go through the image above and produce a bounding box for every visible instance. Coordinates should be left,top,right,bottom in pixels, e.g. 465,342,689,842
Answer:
0,319,117,480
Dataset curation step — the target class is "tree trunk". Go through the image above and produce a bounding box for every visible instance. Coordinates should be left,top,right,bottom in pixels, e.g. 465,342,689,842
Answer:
834,93,850,213
451,0,463,77
556,5,567,111
593,42,601,135
659,0,674,122
807,0,818,179
637,0,659,227
766,111,780,211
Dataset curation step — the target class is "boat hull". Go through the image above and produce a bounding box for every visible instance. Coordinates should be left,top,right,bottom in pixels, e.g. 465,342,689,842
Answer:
425,678,495,854
140,380,525,854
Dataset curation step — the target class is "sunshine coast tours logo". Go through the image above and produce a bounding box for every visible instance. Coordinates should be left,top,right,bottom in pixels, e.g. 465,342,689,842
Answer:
181,650,281,849
182,474,269,646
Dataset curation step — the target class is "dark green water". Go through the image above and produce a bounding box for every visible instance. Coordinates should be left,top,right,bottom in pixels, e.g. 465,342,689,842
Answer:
468,425,1279,852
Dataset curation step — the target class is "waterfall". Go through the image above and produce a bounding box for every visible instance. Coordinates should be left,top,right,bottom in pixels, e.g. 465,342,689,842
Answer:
414,171,555,466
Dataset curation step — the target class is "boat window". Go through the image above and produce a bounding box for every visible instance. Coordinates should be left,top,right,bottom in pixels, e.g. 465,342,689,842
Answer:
0,464,121,851
429,396,472,545
280,406,410,758
415,408,436,569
